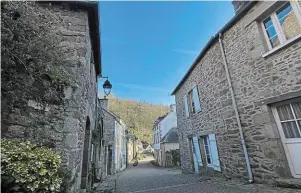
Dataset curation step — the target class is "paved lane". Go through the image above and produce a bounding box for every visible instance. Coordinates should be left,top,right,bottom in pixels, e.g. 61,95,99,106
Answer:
116,158,300,193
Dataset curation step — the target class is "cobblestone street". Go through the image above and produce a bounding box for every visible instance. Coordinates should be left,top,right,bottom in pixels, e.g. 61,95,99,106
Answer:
116,158,301,193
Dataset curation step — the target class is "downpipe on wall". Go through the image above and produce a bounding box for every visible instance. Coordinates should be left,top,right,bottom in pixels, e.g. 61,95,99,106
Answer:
218,33,254,183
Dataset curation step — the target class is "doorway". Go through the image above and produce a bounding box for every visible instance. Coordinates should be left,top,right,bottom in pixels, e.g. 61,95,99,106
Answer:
272,99,301,178
81,117,91,189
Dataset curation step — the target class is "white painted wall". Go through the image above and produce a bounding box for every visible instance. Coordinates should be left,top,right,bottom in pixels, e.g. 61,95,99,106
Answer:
153,106,177,155
114,120,127,172
159,111,177,138
163,143,179,151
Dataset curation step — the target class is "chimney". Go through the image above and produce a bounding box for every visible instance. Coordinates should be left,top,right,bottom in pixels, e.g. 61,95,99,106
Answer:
170,104,176,113
232,0,250,14
99,98,108,109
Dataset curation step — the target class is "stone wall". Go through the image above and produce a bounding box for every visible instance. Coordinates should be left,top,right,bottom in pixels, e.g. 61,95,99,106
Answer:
174,1,301,184
1,2,98,192
102,109,117,176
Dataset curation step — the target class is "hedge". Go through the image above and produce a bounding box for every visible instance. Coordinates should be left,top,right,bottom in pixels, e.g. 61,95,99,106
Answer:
1,140,62,193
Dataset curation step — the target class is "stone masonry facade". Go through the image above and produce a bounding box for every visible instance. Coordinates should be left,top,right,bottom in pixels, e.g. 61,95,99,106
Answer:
1,2,101,192
174,1,301,184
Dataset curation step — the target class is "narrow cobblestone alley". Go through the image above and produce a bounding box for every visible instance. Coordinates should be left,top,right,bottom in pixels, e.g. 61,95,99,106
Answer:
116,157,301,193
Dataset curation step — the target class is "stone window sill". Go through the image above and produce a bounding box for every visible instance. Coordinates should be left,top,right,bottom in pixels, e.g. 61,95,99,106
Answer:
262,34,301,58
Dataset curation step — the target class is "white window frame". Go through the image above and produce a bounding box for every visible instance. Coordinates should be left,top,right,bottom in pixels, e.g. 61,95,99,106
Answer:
261,1,301,51
192,86,201,113
187,86,201,115
203,136,213,167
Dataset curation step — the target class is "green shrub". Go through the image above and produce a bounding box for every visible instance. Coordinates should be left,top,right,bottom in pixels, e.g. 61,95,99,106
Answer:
1,140,62,192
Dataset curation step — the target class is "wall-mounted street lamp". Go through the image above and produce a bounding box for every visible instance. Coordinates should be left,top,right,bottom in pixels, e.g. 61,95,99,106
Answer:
101,76,112,98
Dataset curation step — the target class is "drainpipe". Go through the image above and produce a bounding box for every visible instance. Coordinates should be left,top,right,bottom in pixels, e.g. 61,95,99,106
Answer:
218,33,254,183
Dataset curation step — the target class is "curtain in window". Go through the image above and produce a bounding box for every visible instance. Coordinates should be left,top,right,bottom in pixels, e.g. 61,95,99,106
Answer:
276,102,301,138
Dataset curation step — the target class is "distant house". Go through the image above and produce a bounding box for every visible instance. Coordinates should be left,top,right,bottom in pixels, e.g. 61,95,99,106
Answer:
127,132,138,164
101,101,127,176
153,105,177,166
160,127,180,167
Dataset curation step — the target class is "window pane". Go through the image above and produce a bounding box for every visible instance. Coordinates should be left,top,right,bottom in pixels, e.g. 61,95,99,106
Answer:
292,102,301,119
266,25,277,38
264,17,273,28
263,17,280,48
277,104,294,121
192,87,201,112
204,136,208,146
206,155,211,164
277,3,301,40
205,145,210,154
184,95,189,117
270,35,280,48
276,3,292,21
281,121,301,138
189,92,196,113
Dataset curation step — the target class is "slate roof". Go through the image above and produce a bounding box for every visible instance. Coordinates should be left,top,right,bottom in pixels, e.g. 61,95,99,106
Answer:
160,127,179,143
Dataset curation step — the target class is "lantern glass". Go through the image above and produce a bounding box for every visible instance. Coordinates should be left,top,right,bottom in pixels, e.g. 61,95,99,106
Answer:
103,79,112,96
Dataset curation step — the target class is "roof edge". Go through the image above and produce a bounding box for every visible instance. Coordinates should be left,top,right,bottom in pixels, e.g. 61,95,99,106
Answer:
171,1,256,95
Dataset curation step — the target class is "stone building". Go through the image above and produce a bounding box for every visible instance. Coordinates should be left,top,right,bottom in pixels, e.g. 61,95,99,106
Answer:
1,1,103,192
171,0,301,186
126,132,138,164
100,99,127,178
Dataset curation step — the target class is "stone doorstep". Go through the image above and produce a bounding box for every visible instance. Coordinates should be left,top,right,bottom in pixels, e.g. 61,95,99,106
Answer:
275,178,301,189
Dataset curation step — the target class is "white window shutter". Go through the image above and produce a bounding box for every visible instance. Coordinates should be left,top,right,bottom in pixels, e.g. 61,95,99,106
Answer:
208,134,221,172
192,136,203,166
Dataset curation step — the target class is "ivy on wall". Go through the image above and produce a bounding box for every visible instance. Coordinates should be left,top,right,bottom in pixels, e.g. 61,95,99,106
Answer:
1,1,71,108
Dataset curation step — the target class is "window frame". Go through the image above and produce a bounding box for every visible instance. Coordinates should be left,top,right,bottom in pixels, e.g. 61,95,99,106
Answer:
184,95,190,117
261,1,301,50
187,86,201,116
203,136,213,166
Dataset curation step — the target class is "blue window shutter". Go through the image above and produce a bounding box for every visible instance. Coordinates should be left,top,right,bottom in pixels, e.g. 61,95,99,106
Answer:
192,136,203,167
208,134,221,172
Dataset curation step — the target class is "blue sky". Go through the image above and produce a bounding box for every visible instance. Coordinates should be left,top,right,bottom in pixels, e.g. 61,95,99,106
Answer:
98,1,234,105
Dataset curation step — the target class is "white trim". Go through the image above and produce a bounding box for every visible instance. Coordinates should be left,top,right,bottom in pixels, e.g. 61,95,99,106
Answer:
262,1,301,55
203,136,213,167
272,12,286,44
272,107,296,177
289,103,301,136
272,105,301,178
262,34,301,57
261,21,273,50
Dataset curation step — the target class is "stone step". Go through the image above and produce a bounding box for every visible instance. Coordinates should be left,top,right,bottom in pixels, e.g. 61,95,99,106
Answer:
275,178,301,189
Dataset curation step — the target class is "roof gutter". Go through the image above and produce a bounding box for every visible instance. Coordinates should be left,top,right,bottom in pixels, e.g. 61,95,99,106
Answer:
218,33,253,183
171,1,256,95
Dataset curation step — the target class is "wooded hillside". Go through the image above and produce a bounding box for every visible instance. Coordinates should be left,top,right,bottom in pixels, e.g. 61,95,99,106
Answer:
108,97,169,143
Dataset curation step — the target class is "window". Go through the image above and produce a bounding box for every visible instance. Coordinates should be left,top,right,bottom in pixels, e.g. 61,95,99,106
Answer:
190,134,221,172
203,136,212,165
184,95,189,117
262,2,301,50
187,86,201,115
275,102,301,138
